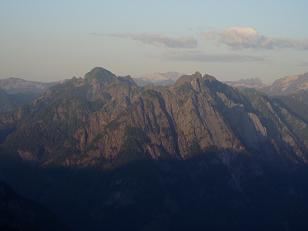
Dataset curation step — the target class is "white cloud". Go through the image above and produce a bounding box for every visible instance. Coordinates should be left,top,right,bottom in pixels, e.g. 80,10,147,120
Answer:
204,27,308,50
93,33,198,49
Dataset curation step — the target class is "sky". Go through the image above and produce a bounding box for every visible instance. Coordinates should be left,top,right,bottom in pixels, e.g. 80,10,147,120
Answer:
1,0,308,83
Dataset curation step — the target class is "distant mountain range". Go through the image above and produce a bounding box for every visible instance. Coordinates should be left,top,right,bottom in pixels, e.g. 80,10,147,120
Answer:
225,78,266,89
263,72,308,95
0,67,308,230
0,78,56,113
133,72,184,86
226,73,308,96
134,72,308,97
0,77,54,94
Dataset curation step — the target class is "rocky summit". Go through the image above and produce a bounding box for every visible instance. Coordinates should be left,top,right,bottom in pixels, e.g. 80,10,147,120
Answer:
0,67,307,168
0,67,308,231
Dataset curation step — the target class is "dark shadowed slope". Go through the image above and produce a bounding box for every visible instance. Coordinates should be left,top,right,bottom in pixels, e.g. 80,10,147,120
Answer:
0,180,68,231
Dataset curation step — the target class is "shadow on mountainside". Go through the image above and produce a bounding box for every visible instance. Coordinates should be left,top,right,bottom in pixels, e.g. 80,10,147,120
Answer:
1,151,308,231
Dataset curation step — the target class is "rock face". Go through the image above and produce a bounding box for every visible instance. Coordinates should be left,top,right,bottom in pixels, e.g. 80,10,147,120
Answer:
1,67,308,231
0,67,307,167
272,90,308,149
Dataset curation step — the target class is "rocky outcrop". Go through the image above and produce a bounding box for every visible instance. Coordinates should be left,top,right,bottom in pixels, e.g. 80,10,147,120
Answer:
1,67,307,167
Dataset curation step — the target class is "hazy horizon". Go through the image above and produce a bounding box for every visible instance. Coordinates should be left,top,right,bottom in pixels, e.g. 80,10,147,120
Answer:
1,0,308,83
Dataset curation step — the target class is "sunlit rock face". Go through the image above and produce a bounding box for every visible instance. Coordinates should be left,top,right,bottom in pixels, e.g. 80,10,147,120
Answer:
0,67,307,167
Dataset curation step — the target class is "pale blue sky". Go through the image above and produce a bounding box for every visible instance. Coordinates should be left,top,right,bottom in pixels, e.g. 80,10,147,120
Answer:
1,0,308,82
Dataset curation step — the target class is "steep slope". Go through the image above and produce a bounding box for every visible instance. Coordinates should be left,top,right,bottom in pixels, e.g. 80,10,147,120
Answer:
1,67,308,231
0,181,67,230
271,91,308,148
3,156,308,231
273,90,308,121
0,89,16,113
0,89,40,113
1,67,306,168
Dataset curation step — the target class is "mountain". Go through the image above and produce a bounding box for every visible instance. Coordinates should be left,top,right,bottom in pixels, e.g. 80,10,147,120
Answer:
2,155,308,231
271,90,308,147
226,75,308,149
0,67,306,167
0,89,16,113
0,88,40,113
1,67,308,230
225,78,266,89
224,73,308,96
263,72,308,95
0,78,56,113
273,90,308,121
253,72,308,147
133,72,183,86
0,181,67,230
0,77,55,94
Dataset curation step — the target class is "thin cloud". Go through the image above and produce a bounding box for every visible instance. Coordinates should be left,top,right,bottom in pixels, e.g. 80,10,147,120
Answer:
203,27,308,50
92,33,197,49
166,50,264,63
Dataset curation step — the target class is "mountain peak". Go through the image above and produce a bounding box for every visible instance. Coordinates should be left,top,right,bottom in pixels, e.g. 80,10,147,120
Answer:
84,67,117,83
194,71,202,78
203,74,217,81
175,72,217,87
175,72,202,85
1,66,307,168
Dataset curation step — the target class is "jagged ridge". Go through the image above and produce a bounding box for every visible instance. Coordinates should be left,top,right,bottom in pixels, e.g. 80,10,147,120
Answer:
0,67,307,167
